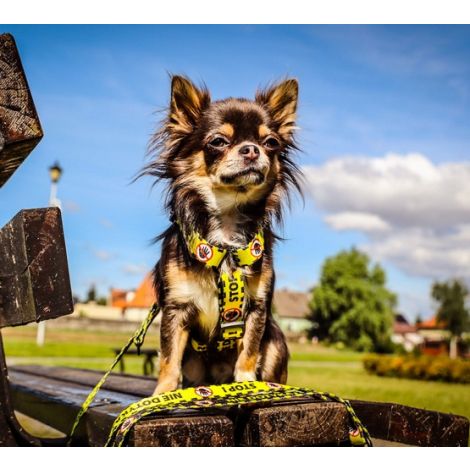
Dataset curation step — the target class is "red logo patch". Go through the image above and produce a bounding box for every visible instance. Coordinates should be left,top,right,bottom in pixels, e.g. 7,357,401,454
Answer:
222,308,242,322
195,243,213,262
250,238,263,258
195,386,213,398
266,382,282,389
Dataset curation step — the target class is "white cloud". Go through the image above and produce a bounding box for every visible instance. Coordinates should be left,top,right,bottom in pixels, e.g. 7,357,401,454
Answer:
99,218,114,229
92,249,114,261
325,212,390,232
63,200,81,213
303,153,470,280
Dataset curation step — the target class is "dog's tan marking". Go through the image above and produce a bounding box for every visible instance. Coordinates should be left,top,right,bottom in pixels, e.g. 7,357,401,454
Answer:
259,341,280,381
234,351,259,382
246,266,273,300
166,261,219,336
155,328,189,394
190,151,208,177
218,123,234,138
258,124,271,139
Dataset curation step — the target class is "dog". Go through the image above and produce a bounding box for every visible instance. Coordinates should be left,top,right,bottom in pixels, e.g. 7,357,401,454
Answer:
144,76,302,394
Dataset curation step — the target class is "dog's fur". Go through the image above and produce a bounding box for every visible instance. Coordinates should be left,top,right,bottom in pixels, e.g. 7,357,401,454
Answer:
143,76,302,394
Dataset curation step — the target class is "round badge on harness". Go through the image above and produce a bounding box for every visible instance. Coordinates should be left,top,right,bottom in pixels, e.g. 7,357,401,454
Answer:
222,307,242,322
195,243,213,262
266,382,282,389
195,386,213,398
250,238,263,259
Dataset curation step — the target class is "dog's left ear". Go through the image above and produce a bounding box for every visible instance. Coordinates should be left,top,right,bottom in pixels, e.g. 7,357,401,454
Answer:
256,79,298,140
169,75,210,134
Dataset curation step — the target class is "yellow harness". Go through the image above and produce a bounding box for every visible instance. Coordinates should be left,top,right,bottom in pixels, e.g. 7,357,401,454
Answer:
179,222,265,352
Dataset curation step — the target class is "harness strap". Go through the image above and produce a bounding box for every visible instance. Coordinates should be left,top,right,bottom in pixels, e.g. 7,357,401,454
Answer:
179,222,264,352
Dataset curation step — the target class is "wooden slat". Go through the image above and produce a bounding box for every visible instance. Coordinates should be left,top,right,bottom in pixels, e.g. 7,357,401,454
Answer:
87,404,234,447
350,399,469,447
9,369,138,440
11,365,156,396
132,415,234,447
0,208,73,327
0,33,43,188
9,367,234,446
10,365,468,446
239,402,349,446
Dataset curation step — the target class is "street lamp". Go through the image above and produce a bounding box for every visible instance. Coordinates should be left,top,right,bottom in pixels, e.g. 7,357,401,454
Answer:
37,162,63,346
48,162,63,208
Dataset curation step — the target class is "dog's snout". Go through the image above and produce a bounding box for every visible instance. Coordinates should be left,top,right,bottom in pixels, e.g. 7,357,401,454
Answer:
239,144,260,161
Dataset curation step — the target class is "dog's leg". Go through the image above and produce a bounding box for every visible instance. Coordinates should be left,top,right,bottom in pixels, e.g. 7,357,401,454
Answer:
234,299,267,382
258,318,289,384
153,306,190,395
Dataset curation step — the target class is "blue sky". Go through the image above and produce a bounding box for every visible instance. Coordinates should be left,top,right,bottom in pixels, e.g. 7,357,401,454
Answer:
1,25,470,319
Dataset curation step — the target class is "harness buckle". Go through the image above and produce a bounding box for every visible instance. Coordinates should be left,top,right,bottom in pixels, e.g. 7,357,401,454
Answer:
190,338,208,352
216,338,238,351
220,321,245,340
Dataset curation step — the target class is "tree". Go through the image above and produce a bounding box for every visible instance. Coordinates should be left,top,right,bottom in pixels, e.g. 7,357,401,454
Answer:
307,248,396,352
431,279,470,359
86,284,97,303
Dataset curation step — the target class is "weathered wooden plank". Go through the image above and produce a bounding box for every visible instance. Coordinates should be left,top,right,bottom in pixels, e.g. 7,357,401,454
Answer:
87,404,234,447
0,336,43,446
132,415,234,447
0,208,73,327
9,369,139,442
9,367,234,446
9,365,469,446
350,399,469,447
0,33,43,188
347,400,391,441
239,402,349,446
11,365,156,397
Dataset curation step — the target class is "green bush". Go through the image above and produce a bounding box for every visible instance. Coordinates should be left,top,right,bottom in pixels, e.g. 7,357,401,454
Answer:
363,354,470,384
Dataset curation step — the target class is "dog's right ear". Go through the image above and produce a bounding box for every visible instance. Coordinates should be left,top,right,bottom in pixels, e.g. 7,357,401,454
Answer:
169,75,210,134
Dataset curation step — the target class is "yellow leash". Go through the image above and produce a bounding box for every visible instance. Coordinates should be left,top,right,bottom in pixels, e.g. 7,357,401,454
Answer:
105,381,372,447
68,302,372,447
67,303,160,444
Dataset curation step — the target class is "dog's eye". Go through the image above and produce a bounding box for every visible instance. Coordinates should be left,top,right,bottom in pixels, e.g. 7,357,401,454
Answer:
208,137,230,149
263,137,280,150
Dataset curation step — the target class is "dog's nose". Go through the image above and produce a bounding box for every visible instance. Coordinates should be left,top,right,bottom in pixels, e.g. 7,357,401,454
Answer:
239,144,260,161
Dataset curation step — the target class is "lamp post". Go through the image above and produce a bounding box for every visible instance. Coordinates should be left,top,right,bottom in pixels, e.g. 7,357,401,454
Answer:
36,162,63,346
48,162,63,208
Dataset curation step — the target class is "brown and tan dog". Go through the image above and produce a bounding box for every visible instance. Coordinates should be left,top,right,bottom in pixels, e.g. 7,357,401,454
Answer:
143,76,302,394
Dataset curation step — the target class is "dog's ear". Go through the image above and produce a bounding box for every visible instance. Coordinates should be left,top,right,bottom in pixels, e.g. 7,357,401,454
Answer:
256,79,298,140
169,75,210,134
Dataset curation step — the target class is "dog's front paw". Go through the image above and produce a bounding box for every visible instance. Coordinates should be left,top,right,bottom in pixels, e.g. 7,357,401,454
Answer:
234,370,257,382
153,379,179,395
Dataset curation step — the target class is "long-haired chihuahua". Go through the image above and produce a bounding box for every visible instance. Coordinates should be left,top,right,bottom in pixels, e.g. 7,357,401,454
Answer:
143,76,302,394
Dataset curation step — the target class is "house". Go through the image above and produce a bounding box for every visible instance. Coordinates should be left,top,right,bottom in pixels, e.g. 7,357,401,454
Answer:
110,273,157,322
416,316,451,356
273,288,311,339
110,288,135,309
391,314,423,352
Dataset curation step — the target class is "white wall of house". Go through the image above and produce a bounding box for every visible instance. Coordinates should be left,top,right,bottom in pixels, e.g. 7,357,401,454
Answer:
277,317,311,334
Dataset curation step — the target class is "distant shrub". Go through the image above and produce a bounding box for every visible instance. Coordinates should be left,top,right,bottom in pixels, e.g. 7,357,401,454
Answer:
363,354,470,384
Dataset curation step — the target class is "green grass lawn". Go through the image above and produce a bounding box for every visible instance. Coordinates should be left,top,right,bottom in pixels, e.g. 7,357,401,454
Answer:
3,325,470,422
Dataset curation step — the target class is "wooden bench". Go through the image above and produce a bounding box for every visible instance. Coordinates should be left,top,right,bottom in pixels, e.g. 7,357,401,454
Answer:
0,31,469,447
112,347,159,376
